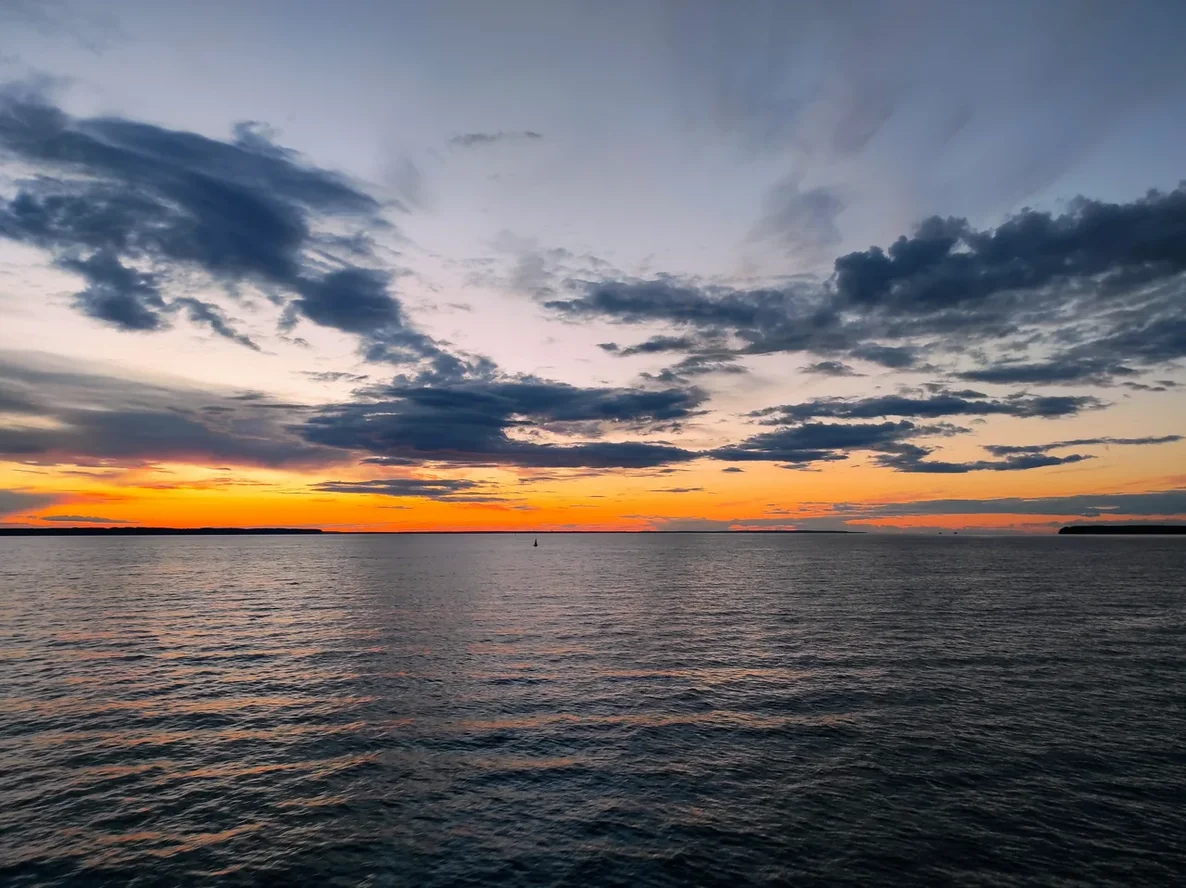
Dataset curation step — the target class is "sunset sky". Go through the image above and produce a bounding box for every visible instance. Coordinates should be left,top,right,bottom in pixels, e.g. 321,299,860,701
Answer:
2,0,1185,532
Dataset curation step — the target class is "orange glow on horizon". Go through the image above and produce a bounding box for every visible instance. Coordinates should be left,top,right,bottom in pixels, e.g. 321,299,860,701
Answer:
4,440,1185,534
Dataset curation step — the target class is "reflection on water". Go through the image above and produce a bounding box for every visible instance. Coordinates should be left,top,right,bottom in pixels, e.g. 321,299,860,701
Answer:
2,534,1185,885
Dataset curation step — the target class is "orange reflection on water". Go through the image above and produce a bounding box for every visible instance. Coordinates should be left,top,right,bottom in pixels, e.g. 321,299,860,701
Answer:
169,752,376,783
2,694,375,720
453,710,856,732
84,822,264,865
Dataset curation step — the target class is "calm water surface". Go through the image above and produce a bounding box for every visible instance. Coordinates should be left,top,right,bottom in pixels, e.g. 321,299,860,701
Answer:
1,534,1184,886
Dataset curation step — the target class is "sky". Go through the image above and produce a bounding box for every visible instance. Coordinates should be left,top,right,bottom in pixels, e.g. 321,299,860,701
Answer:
1,0,1185,533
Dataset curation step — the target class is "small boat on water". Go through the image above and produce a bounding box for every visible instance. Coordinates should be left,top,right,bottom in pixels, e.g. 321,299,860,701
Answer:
533,538,538,547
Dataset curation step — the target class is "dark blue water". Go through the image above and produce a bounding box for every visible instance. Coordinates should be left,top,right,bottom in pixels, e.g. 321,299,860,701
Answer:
1,534,1184,886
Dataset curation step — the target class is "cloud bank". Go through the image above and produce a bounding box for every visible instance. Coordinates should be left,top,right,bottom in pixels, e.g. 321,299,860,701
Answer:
547,185,1186,387
0,87,456,371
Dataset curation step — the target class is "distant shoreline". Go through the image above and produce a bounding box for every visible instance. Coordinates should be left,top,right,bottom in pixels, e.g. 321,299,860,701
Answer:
0,527,325,536
0,527,863,536
1058,525,1186,535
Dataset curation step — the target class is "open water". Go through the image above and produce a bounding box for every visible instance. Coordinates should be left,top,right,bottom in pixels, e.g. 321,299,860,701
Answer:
1,533,1184,886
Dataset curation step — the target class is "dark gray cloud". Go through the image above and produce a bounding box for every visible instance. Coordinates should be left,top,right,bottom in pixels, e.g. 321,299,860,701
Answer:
801,360,863,377
0,488,58,517
287,268,441,363
873,446,1092,474
710,420,919,467
601,335,707,356
312,478,505,502
600,335,747,382
301,378,705,468
1123,379,1179,392
1,351,713,472
0,355,337,468
983,435,1182,457
755,391,1101,423
546,277,791,333
829,189,1186,312
957,356,1131,386
643,351,747,384
848,344,919,370
549,184,1186,385
300,371,370,384
721,466,744,473
449,130,543,148
0,86,449,366
173,297,260,350
57,250,167,331
40,514,131,523
710,416,1096,474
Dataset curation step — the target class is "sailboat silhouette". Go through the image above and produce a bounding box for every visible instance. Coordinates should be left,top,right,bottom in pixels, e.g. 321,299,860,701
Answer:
533,538,538,547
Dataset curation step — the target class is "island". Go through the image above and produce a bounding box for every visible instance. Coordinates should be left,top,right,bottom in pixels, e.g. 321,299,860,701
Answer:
1058,525,1186,535
0,527,323,536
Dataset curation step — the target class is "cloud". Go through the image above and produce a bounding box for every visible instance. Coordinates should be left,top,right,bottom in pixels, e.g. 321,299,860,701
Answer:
828,192,1185,313
599,335,747,382
754,391,1102,423
0,353,337,468
0,488,58,517
749,176,845,255
801,360,863,377
472,234,623,301
301,377,705,468
547,184,1186,385
642,351,748,384
311,478,505,502
712,420,917,466
649,487,705,494
300,371,370,384
1,353,714,473
603,335,706,356
288,268,439,362
0,86,452,367
449,131,543,148
983,435,1182,456
174,298,260,350
385,155,426,210
710,416,1097,473
956,356,1132,386
40,514,131,523
721,466,744,473
848,344,919,370
1123,380,1179,392
546,277,787,333
58,250,167,331
872,446,1092,474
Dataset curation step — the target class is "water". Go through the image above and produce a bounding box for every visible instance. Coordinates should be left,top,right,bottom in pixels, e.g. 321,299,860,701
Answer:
1,534,1184,886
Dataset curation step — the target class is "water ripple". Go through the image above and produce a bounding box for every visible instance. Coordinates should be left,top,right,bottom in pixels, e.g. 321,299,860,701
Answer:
1,534,1184,886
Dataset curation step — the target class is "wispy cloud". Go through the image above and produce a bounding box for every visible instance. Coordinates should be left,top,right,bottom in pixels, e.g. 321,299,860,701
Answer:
40,514,131,523
449,130,543,148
